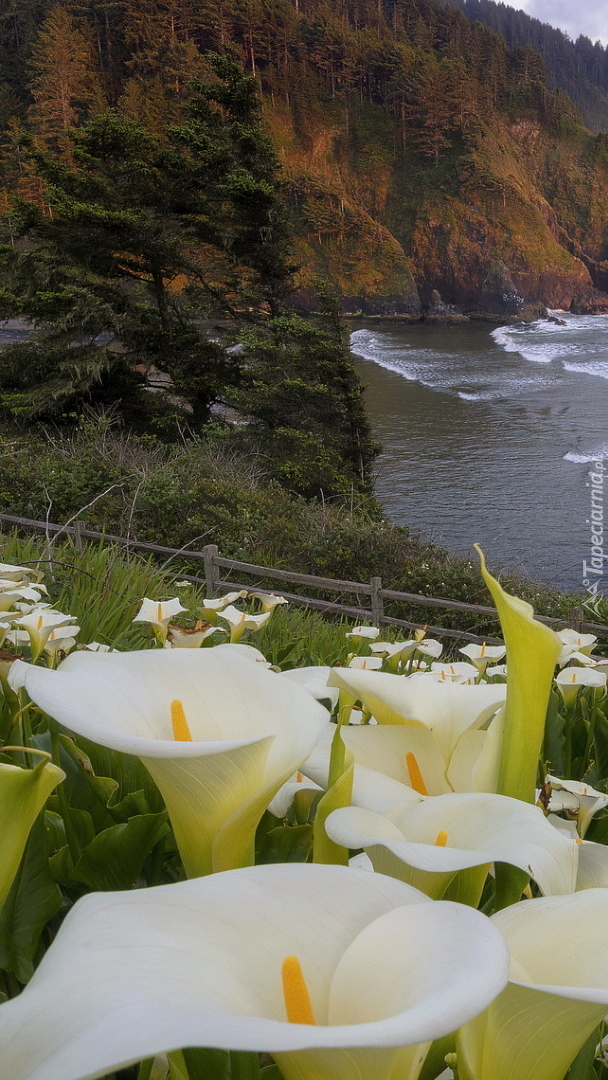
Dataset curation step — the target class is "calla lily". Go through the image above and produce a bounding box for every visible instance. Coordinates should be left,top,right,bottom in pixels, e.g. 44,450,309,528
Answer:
250,591,289,612
415,639,444,659
300,724,423,814
0,584,47,612
476,548,562,804
457,890,608,1080
216,604,271,643
346,626,380,641
43,624,80,657
484,664,507,679
201,592,249,622
0,863,510,1080
348,656,383,670
166,623,226,648
459,643,506,673
542,775,608,837
0,756,65,910
132,597,187,645
558,648,598,668
558,629,597,655
0,562,41,581
326,669,506,794
325,793,577,901
369,641,419,668
8,649,327,877
554,665,606,705
431,662,479,683
15,608,77,660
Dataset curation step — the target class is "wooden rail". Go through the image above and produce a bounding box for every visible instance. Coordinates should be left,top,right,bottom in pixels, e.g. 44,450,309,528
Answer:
1,512,607,646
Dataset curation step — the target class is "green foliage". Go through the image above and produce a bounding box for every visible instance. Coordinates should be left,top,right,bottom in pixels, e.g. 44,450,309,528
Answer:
0,55,291,426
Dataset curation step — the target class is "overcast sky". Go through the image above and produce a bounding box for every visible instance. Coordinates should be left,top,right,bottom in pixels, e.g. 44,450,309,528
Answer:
507,1,608,46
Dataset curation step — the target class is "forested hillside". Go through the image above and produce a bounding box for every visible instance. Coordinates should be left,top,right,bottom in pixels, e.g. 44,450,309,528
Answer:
442,0,608,132
1,0,608,432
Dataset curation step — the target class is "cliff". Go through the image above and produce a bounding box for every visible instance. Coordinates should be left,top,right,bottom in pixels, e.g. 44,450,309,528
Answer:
268,99,608,319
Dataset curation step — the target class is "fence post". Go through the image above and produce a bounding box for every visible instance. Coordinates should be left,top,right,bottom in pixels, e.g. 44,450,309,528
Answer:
567,605,585,634
73,519,85,553
370,576,384,626
203,544,219,597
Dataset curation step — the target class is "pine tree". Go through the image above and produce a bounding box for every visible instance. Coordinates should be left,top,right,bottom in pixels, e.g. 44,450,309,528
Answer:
0,56,293,428
29,5,105,146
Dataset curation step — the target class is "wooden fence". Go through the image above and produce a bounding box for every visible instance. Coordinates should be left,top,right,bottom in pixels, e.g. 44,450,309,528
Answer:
1,512,607,646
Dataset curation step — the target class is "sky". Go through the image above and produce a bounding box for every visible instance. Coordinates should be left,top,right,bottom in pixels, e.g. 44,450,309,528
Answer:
507,1,608,46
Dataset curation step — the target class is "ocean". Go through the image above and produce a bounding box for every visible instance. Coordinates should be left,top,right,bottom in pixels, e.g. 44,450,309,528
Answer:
350,314,608,594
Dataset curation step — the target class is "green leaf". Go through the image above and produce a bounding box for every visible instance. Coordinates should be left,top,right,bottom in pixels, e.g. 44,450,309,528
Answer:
70,812,170,890
565,1023,602,1080
0,816,62,983
594,716,608,782
255,823,313,865
543,690,565,777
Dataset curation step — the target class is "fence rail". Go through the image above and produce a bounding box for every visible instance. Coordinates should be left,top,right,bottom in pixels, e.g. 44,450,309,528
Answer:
1,512,607,646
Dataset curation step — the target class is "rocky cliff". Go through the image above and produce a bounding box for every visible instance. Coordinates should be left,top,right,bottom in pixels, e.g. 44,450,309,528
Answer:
267,99,608,320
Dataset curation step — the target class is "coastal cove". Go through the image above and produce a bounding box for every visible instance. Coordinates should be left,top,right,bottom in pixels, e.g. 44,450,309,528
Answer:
350,315,608,593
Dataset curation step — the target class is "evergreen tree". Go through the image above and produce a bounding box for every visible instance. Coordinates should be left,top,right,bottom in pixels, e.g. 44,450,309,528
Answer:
0,55,292,428
29,5,105,146
231,298,377,497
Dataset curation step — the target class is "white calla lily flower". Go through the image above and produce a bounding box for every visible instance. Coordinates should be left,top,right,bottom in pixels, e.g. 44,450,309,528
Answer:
326,670,506,794
202,591,249,612
457,890,608,1080
250,591,289,612
8,648,327,877
554,666,607,705
346,626,380,641
132,597,187,645
558,649,598,668
558,629,597,654
369,641,419,663
0,863,509,1080
543,775,608,837
216,604,272,643
300,724,423,814
166,623,226,648
325,793,578,900
0,584,47,612
414,639,443,659
348,656,383,670
459,643,506,672
0,562,41,581
431,662,479,683
15,608,77,660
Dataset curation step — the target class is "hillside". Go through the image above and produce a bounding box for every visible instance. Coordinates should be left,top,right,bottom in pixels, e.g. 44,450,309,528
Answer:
440,0,608,133
2,0,608,325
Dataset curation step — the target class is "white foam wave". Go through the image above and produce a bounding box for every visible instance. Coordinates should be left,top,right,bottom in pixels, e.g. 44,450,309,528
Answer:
564,448,608,463
457,390,502,401
564,361,608,381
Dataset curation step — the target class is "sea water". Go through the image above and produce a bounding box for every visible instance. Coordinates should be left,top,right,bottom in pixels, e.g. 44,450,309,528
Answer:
350,314,608,593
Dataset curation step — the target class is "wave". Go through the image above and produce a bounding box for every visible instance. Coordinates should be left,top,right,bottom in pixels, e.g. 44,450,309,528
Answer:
564,446,608,463
563,361,608,381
